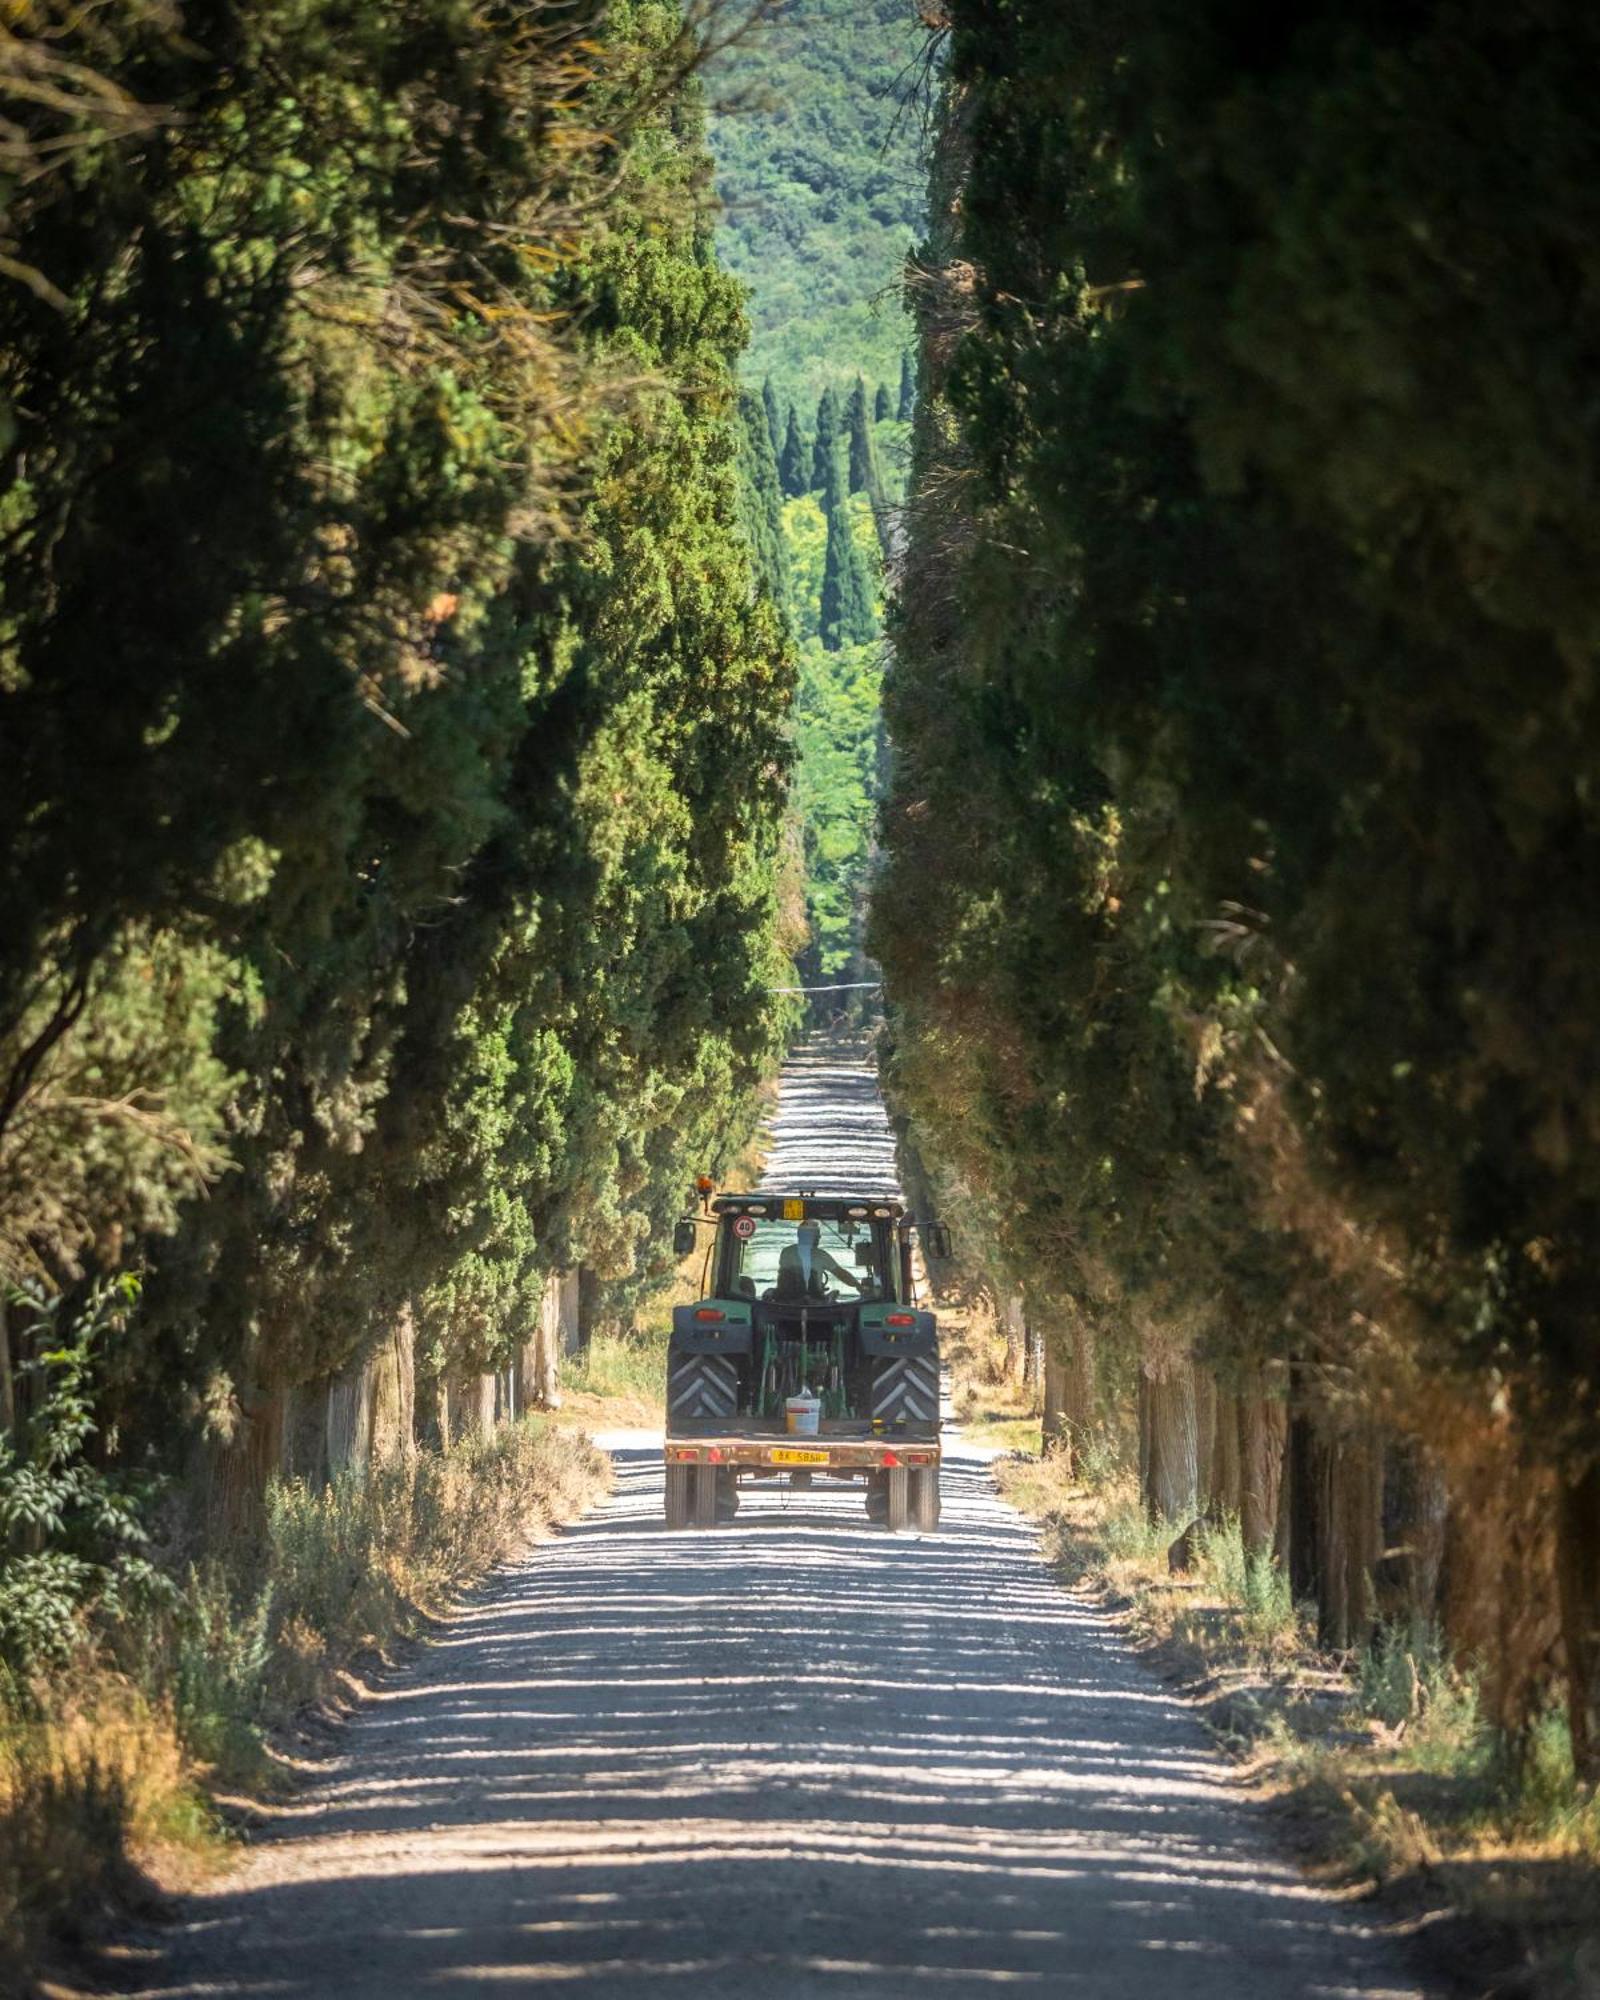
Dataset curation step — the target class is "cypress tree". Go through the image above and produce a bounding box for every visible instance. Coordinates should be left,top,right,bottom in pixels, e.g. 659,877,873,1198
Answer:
810,384,840,492
736,389,790,615
818,456,877,652
897,350,915,421
779,404,807,498
845,376,877,495
874,381,892,422
761,375,782,457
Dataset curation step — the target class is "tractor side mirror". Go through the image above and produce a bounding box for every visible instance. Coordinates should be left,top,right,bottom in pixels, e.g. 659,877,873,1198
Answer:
673,1218,698,1258
928,1222,953,1261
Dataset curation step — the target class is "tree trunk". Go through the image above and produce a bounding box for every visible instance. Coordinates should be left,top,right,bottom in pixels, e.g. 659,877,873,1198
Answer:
1289,1410,1384,1651
1023,1317,1044,1395
1138,1371,1152,1507
1240,1368,1288,1558
445,1369,496,1442
325,1355,374,1482
1041,1333,1069,1461
0,1294,13,1440
205,1382,288,1540
1284,1400,1319,1602
1143,1357,1198,1523
1380,1441,1448,1624
1000,1294,1026,1384
1194,1369,1217,1519
577,1266,601,1353
532,1271,562,1407
1209,1384,1242,1521
1554,1469,1600,1778
369,1301,416,1463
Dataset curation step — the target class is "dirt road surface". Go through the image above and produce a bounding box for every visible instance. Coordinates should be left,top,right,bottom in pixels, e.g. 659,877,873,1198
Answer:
113,1044,1428,1997
116,1440,1425,1999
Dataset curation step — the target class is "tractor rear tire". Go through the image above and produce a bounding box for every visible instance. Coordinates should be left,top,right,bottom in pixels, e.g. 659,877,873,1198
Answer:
694,1460,718,1530
665,1461,692,1529
886,1465,910,1532
912,1466,941,1533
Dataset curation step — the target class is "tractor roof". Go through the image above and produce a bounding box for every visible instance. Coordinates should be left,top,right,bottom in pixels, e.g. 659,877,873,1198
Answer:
711,1193,905,1220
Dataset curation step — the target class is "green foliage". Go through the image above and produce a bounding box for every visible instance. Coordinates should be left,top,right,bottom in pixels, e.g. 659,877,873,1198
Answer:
810,384,840,493
0,1280,167,1676
818,449,880,655
878,0,1600,1742
736,388,791,615
790,638,884,987
705,0,924,410
779,404,808,497
0,0,795,1473
874,382,892,422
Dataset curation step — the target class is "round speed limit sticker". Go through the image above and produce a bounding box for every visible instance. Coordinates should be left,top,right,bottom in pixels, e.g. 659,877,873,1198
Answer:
732,1214,757,1240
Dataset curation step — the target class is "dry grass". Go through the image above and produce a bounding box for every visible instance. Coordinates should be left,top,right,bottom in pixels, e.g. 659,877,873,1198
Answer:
996,1448,1600,1999
0,1416,610,1994
0,1670,221,1996
555,1330,667,1431
939,1288,1044,1452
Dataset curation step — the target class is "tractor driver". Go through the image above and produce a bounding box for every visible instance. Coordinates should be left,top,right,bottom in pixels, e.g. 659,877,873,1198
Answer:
774,1219,859,1301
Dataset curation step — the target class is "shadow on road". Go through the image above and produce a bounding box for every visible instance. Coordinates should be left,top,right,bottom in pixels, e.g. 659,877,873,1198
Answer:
122,1441,1423,1999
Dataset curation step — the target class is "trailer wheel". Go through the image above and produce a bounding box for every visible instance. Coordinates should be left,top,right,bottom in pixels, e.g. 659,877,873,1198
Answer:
886,1465,910,1532
864,1473,887,1522
912,1465,941,1533
694,1459,718,1530
665,1461,692,1530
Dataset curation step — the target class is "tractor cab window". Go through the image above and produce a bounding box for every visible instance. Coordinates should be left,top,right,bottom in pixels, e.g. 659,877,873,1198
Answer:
720,1215,893,1304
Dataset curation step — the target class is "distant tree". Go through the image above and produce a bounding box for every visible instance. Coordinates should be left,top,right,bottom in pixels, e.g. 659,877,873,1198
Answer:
897,350,914,421
810,384,840,492
818,457,877,651
874,381,892,422
762,375,783,456
779,404,808,497
736,389,791,615
845,376,879,495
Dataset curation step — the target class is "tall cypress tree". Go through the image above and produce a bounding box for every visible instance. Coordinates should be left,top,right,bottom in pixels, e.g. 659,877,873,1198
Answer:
818,456,877,651
874,381,892,422
779,404,807,498
761,375,782,457
810,384,840,492
845,375,878,495
735,389,790,615
897,350,915,421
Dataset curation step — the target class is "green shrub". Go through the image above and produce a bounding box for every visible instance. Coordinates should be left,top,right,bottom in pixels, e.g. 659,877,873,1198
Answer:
1359,1617,1486,1774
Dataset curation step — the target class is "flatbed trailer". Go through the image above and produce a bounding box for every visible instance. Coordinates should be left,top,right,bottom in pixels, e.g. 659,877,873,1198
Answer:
664,1190,946,1533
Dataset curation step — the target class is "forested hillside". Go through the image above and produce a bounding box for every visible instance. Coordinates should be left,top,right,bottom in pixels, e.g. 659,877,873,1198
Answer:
878,0,1600,1776
0,3,791,1967
708,0,924,1009
706,0,923,410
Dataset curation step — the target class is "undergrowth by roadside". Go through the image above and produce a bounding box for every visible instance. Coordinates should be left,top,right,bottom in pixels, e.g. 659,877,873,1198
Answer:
557,1330,667,1430
938,1289,1043,1452
997,1450,1600,2000
1,1417,608,1995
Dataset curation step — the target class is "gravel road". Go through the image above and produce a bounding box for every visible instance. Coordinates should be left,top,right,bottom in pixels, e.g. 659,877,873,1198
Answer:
114,1043,1428,1997
119,1440,1426,1999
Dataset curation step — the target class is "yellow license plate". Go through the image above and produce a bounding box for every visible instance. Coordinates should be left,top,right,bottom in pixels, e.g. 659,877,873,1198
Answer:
782,1198,805,1221
770,1448,828,1465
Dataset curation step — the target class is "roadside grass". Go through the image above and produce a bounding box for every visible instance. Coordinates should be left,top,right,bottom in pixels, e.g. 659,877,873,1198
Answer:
0,1416,609,1993
557,1329,667,1431
996,1449,1600,1998
937,1288,1043,1452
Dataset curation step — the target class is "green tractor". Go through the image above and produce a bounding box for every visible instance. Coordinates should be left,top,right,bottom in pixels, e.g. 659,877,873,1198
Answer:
662,1191,947,1532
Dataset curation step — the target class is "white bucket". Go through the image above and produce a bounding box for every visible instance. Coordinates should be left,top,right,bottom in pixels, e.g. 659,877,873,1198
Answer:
785,1393,822,1437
